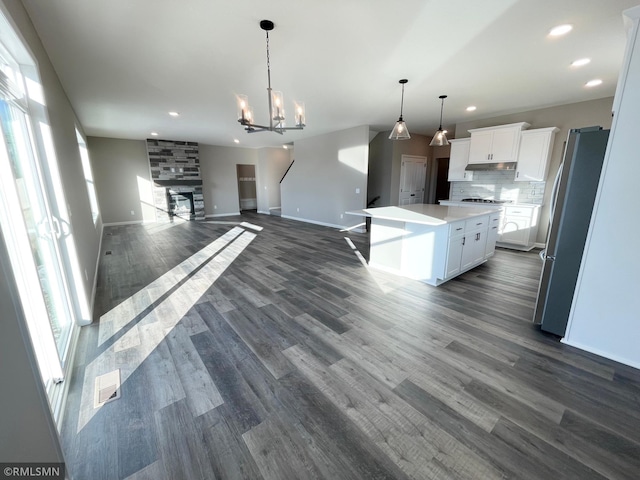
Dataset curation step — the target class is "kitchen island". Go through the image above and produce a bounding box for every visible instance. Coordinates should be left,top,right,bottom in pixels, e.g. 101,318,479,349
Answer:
357,204,501,286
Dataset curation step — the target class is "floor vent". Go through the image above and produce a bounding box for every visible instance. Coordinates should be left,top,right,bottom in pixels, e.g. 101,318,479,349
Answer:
94,369,121,408
105,250,112,255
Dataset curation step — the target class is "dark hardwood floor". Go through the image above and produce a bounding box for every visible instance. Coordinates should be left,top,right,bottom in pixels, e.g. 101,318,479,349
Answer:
60,212,640,479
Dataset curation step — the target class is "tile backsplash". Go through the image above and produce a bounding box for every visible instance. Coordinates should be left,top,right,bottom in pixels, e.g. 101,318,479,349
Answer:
449,171,545,204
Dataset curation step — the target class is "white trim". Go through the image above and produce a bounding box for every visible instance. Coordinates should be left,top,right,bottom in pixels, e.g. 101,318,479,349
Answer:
534,241,545,249
257,210,271,215
281,214,345,230
52,322,81,429
88,221,104,321
205,212,241,218
102,220,144,226
560,338,640,370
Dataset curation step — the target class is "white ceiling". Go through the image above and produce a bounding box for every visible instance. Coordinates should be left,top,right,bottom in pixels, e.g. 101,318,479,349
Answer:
21,0,640,148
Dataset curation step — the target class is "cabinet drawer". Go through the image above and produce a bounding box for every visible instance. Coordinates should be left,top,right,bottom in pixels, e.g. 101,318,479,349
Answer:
449,221,465,237
464,215,489,232
505,206,533,218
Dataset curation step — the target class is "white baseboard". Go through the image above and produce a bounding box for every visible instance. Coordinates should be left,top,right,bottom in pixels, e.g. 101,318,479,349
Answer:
257,210,271,215
534,242,546,249
561,338,640,370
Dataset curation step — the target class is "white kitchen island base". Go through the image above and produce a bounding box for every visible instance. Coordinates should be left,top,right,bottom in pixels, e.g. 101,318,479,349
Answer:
360,204,501,286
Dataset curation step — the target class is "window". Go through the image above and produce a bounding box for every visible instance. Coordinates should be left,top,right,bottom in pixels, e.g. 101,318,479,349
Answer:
76,128,99,224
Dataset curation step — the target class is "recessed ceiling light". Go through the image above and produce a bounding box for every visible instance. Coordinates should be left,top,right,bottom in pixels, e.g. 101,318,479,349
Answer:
168,111,180,117
571,58,591,67
549,24,573,36
466,106,477,112
283,145,288,149
234,139,240,144
150,132,159,136
585,79,603,87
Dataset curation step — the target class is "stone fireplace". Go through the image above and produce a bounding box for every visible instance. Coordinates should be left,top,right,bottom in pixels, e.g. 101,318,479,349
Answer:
147,138,205,221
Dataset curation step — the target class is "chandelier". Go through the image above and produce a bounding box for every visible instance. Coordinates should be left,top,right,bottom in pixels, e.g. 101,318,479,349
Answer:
237,20,305,134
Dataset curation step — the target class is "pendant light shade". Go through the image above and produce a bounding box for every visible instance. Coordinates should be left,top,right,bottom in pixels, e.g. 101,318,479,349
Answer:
429,95,450,146
390,79,411,140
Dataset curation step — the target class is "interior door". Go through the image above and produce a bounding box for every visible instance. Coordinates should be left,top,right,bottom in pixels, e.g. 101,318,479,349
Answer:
399,155,426,205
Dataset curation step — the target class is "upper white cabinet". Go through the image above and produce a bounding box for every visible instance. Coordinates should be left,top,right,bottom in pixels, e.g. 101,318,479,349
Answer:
515,127,559,182
468,122,530,164
448,138,473,181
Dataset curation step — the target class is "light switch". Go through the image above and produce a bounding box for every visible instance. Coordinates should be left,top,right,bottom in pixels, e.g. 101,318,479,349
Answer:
355,188,360,194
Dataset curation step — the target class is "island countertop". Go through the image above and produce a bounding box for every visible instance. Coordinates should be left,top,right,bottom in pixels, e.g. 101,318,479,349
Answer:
359,204,501,226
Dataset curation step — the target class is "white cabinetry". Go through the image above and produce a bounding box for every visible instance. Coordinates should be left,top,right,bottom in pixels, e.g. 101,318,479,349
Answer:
445,221,465,278
484,212,501,259
497,205,541,251
448,138,473,181
515,127,559,182
468,122,530,164
445,215,490,278
461,216,488,269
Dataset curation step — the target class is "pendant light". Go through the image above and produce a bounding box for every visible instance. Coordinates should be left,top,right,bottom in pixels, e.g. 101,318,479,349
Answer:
429,95,449,146
389,79,410,140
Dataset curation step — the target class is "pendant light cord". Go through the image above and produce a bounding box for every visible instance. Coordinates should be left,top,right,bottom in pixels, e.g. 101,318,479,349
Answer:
399,83,405,118
266,30,272,90
438,96,444,129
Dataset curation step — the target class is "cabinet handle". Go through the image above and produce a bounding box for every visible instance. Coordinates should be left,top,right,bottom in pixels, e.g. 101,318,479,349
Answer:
516,172,520,178
476,222,483,226
462,237,466,246
492,226,498,230
456,227,463,231
476,232,480,241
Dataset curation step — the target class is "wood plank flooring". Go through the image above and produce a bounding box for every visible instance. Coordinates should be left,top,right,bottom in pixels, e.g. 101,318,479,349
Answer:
60,212,640,479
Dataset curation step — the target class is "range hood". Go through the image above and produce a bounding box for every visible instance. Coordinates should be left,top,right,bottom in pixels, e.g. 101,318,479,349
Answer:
465,162,517,171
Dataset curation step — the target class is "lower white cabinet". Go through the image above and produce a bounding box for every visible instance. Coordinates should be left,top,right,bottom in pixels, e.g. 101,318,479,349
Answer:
484,213,501,259
497,205,541,251
445,215,490,278
446,233,465,278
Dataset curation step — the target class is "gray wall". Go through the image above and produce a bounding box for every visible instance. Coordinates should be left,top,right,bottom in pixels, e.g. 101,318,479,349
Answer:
281,125,369,227
200,145,258,216
89,137,153,224
88,139,292,220
454,97,614,243
367,131,433,208
367,132,394,207
257,147,292,213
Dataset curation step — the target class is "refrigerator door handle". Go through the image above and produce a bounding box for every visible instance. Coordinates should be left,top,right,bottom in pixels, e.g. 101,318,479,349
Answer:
550,162,564,223
545,255,556,261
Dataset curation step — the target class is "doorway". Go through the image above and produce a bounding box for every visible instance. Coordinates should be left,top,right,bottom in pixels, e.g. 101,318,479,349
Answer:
435,157,451,202
398,155,427,205
236,164,257,211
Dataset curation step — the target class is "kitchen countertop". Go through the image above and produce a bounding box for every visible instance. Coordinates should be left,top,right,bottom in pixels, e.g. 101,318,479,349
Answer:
351,204,501,226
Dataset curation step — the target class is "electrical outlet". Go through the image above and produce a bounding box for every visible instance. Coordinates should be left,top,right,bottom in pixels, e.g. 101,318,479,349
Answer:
214,205,217,209
340,214,344,219
130,210,135,216
297,207,300,212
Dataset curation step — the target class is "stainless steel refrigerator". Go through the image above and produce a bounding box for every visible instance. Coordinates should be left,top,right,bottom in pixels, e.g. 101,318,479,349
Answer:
533,126,610,336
